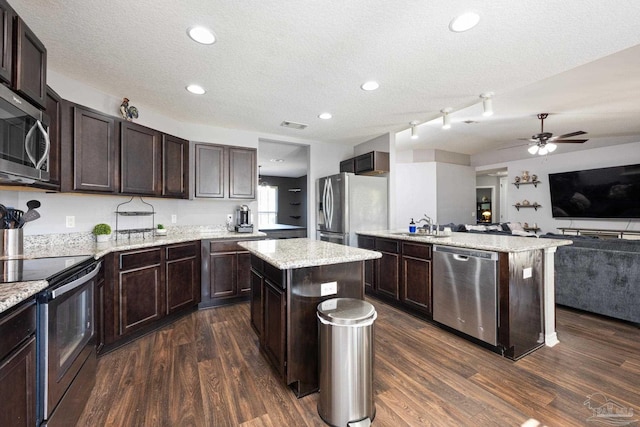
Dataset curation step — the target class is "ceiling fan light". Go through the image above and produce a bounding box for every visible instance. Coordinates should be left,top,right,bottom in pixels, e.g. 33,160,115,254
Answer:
528,145,539,155
546,143,557,152
538,146,548,155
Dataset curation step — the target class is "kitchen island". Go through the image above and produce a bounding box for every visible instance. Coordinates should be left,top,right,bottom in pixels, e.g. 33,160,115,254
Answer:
238,238,381,397
357,230,572,359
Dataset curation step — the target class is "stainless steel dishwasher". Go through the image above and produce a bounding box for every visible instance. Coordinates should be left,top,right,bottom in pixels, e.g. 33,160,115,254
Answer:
432,245,499,346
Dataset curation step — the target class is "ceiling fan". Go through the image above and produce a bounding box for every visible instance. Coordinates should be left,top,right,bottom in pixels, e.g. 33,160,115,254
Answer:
519,113,588,155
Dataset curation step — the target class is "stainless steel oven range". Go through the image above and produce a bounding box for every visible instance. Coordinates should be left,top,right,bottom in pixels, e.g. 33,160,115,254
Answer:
32,256,100,427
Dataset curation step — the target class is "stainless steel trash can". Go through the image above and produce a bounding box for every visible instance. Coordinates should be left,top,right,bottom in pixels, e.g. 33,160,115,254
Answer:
317,298,376,427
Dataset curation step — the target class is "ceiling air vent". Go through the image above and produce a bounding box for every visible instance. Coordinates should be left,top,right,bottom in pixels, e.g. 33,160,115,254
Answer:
280,120,308,130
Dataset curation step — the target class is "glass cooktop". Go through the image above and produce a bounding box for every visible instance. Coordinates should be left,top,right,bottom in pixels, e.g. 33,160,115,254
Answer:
0,255,94,284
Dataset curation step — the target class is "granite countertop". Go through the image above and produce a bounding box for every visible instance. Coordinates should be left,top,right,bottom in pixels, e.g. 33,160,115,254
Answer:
356,230,573,253
0,228,266,314
238,238,381,269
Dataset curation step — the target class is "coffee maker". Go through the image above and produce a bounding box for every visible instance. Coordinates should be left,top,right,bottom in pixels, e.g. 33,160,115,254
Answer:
234,205,253,233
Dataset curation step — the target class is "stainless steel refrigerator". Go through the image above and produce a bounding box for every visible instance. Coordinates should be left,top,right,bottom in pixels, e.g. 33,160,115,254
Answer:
317,172,388,246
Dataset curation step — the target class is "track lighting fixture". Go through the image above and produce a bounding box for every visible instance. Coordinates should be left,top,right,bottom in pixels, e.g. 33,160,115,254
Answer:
480,93,494,116
441,108,452,129
410,121,419,139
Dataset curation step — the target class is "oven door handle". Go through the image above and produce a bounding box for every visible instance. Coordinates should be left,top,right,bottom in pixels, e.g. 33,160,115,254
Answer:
50,261,101,300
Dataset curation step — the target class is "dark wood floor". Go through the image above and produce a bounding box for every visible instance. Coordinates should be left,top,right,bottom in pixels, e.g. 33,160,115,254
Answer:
78,300,640,426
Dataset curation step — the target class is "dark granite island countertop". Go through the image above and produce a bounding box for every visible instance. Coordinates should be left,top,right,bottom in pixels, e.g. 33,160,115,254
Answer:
238,238,381,397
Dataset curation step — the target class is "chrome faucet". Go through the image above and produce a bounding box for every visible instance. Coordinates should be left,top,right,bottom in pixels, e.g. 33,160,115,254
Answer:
417,214,432,233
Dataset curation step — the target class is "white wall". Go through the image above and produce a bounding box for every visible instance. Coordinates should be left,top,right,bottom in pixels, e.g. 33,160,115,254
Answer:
1,71,352,236
436,163,475,225
394,162,437,229
476,140,640,233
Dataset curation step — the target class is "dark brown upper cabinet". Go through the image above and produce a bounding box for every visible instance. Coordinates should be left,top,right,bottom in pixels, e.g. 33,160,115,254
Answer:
69,105,118,193
162,134,189,198
120,121,161,195
44,86,62,190
195,143,256,199
0,0,14,84
12,16,47,109
229,146,256,199
355,151,389,176
195,143,226,198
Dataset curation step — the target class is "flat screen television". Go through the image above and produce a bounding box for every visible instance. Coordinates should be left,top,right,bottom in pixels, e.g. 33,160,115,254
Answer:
548,164,640,218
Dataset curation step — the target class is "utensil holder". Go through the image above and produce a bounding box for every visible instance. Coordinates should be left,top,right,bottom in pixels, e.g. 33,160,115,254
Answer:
1,229,24,257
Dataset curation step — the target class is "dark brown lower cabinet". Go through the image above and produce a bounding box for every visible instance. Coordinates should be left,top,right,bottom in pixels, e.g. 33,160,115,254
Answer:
250,257,365,397
0,301,36,427
115,248,165,338
263,278,286,379
358,235,432,318
375,238,400,300
200,238,262,308
166,243,200,314
401,242,432,315
102,241,200,353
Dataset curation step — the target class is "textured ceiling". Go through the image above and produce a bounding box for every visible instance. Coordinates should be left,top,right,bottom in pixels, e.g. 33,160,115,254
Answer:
10,0,640,158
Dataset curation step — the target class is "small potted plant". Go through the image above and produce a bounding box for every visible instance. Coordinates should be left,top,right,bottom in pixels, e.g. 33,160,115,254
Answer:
92,223,112,242
156,224,167,236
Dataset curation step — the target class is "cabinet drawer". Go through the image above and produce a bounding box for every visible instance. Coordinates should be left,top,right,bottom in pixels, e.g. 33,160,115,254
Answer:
402,242,432,259
358,236,375,250
264,262,285,289
375,238,399,253
0,301,36,361
119,248,162,270
166,243,196,261
209,240,240,253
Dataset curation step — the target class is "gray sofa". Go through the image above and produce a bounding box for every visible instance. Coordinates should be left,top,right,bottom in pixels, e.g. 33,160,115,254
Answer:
541,234,640,324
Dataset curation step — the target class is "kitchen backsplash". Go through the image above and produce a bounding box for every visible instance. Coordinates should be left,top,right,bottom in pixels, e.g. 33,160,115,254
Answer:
1,190,256,236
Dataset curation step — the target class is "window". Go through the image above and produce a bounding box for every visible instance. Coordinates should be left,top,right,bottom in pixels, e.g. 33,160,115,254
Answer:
258,185,278,226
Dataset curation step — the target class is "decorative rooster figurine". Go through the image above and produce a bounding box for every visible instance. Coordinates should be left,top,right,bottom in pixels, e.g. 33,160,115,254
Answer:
119,98,139,121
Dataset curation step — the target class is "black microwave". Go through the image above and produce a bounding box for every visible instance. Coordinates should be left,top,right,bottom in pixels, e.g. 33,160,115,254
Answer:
0,83,50,183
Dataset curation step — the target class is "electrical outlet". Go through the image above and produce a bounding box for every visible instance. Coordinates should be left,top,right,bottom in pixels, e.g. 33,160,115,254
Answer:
65,216,75,228
171,214,177,224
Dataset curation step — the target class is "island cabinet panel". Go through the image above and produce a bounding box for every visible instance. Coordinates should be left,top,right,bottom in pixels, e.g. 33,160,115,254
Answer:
120,122,162,195
375,238,400,300
250,263,264,337
250,256,366,398
401,242,432,316
498,250,544,360
69,105,118,193
162,134,189,198
0,300,36,427
263,278,286,380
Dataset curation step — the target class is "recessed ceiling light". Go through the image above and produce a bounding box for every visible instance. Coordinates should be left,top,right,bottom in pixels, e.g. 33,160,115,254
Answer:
449,12,480,32
360,81,379,91
186,84,206,95
187,26,216,45
270,158,285,163
318,113,332,120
